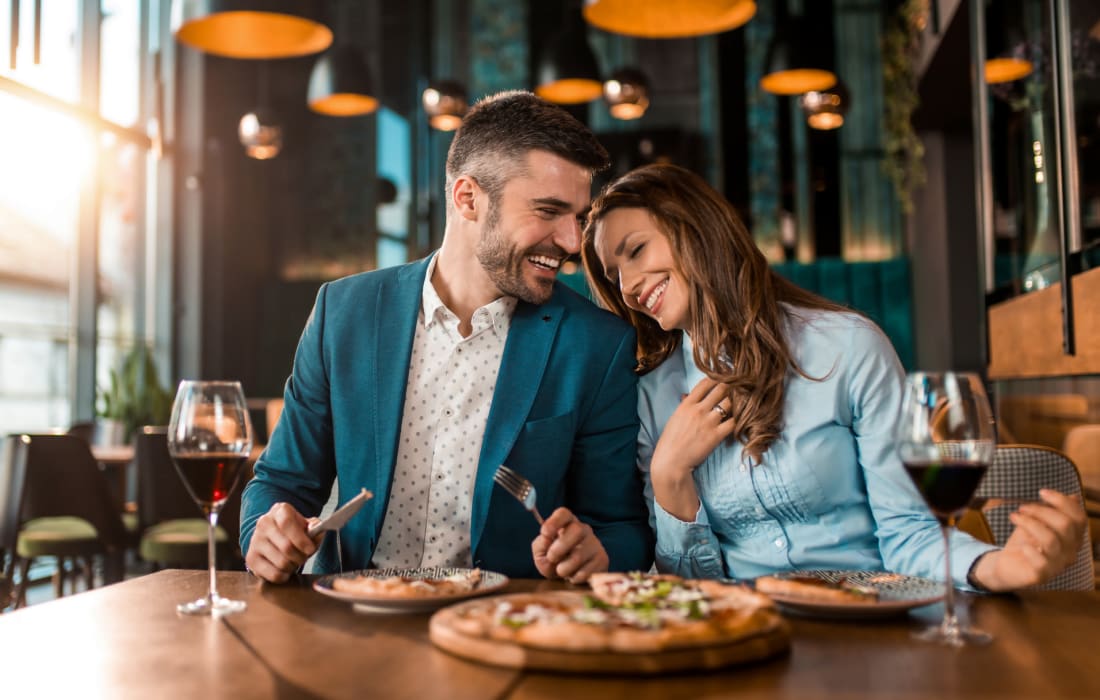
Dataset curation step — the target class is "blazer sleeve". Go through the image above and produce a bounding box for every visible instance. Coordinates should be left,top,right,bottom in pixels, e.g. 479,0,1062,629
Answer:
567,328,655,572
240,283,338,556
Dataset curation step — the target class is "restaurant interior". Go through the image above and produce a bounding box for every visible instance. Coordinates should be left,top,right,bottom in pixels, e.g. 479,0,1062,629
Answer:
1,0,1100,696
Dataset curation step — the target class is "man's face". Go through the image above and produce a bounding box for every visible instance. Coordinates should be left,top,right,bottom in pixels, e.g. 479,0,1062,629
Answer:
476,150,592,305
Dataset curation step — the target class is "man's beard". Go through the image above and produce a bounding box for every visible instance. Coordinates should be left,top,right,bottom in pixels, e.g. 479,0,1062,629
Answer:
476,201,560,305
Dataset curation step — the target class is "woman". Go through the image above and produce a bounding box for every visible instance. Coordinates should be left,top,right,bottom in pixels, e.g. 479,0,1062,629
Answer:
581,163,1084,591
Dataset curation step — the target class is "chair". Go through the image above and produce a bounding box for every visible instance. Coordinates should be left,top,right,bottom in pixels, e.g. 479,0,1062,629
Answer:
970,444,1095,591
1,436,28,611
8,434,130,608
134,427,241,569
1062,424,1100,564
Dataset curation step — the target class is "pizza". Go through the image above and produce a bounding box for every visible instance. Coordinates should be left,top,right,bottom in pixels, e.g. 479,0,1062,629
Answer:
432,572,784,654
331,568,483,598
754,574,879,604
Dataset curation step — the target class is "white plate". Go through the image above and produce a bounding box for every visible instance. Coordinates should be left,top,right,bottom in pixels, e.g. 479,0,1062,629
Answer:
759,570,944,619
313,567,510,613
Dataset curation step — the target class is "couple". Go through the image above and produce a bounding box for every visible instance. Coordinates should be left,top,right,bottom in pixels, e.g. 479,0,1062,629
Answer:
242,91,1084,592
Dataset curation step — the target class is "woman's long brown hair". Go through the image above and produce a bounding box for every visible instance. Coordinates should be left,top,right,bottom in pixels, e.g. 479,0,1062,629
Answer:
581,163,847,464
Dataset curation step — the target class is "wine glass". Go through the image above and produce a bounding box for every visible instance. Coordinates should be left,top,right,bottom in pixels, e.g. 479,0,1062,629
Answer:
167,380,253,616
896,371,995,646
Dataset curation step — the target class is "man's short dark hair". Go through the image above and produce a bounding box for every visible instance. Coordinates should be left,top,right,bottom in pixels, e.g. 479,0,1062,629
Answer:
444,90,610,208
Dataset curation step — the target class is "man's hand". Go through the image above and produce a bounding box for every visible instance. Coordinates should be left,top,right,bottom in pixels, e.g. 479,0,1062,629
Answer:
971,489,1088,591
244,502,322,583
531,507,609,584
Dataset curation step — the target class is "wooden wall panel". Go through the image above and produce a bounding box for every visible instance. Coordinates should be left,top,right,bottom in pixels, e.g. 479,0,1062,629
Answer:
987,266,1100,379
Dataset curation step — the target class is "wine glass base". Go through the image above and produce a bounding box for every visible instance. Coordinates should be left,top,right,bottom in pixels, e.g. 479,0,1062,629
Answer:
177,594,247,617
911,623,992,647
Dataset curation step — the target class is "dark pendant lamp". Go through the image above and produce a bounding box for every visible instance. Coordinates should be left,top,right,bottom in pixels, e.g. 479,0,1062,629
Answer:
984,0,1033,84
583,0,756,38
171,0,332,59
536,6,602,105
800,80,849,130
422,80,468,131
604,68,650,120
308,46,379,116
760,10,836,96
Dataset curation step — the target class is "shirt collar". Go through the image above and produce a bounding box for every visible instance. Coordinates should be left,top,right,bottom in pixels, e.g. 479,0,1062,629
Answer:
420,253,518,337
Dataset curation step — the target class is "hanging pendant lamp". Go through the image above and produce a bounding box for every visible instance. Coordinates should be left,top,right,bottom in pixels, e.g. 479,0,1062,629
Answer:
760,15,836,95
800,81,849,130
422,81,468,131
171,0,332,59
604,68,650,120
536,8,602,104
583,0,756,38
983,0,1033,84
239,109,283,159
308,47,379,117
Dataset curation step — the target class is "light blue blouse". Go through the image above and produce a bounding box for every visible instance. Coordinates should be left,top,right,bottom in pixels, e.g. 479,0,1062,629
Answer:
638,307,997,587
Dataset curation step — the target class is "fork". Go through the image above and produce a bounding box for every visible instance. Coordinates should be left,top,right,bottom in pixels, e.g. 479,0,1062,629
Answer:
493,464,544,525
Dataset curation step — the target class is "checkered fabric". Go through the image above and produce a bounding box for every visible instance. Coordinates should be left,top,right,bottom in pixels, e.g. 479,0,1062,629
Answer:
973,445,1096,591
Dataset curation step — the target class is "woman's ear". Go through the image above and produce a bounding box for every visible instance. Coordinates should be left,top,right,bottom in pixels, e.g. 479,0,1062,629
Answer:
451,175,480,222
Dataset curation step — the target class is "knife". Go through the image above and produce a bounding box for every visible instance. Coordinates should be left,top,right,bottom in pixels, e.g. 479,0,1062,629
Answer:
308,488,373,538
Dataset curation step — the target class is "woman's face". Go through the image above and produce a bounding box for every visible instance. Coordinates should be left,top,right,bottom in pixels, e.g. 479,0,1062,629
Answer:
592,207,690,332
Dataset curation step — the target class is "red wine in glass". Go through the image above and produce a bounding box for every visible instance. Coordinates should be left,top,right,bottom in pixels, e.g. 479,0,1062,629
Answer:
172,453,247,510
167,380,252,616
903,460,990,525
896,371,995,647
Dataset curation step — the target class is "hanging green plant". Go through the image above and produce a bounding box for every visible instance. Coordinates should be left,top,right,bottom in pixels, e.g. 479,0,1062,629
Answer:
881,0,926,215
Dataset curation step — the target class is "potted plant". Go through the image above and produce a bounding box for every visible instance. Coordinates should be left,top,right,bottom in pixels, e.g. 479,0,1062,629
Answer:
97,345,173,444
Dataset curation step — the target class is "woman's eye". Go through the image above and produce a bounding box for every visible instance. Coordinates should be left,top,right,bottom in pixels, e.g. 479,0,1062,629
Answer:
629,243,645,258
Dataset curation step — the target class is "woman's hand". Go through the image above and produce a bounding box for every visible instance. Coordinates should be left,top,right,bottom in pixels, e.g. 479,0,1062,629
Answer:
649,378,738,521
970,489,1088,591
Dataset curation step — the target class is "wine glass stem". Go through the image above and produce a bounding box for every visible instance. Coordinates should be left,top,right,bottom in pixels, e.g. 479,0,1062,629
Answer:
941,522,958,634
207,510,219,601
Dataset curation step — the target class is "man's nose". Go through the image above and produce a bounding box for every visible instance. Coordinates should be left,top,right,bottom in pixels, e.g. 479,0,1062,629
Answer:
555,216,582,255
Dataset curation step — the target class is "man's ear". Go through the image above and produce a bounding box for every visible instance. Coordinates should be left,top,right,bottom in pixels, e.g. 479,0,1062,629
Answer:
451,175,481,222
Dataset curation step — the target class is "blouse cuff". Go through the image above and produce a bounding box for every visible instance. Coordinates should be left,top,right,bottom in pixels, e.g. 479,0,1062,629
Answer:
653,499,716,553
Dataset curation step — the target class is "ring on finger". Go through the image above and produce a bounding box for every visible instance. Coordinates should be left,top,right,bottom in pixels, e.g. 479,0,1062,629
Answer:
712,404,730,420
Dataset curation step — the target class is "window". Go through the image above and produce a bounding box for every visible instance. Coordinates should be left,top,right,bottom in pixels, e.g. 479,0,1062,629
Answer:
0,0,170,435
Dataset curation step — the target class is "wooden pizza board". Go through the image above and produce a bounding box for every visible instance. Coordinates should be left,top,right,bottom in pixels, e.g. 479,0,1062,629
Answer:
429,591,790,674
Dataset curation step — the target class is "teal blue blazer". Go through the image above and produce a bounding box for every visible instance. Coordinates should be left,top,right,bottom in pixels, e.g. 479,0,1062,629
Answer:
240,256,654,576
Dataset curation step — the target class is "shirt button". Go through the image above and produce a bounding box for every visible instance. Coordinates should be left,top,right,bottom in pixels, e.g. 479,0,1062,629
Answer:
774,538,786,549
429,536,437,543
443,408,453,418
435,472,445,482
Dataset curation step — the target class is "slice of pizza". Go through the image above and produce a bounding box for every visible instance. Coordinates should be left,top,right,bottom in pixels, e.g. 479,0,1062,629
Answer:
754,574,879,604
332,568,482,598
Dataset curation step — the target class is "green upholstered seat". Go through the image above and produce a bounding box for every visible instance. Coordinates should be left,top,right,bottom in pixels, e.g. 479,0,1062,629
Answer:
138,518,228,567
16,517,101,559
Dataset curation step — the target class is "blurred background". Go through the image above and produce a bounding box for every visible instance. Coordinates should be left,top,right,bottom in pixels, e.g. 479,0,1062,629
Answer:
0,0,1098,453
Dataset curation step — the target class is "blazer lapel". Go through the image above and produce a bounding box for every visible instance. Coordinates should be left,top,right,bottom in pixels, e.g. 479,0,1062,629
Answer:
367,258,430,538
470,295,563,552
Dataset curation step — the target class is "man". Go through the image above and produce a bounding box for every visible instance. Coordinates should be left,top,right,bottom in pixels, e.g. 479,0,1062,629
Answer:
241,91,653,583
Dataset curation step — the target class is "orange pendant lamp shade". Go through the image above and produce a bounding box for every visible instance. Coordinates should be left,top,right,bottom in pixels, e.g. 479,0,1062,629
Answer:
308,47,379,117
760,16,836,96
535,10,603,105
172,1,332,59
583,0,756,38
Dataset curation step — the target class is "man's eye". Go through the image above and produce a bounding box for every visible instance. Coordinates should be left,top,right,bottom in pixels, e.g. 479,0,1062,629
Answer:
537,208,558,218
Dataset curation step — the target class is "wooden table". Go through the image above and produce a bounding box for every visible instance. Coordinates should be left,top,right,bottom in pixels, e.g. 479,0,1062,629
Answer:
1,570,1097,699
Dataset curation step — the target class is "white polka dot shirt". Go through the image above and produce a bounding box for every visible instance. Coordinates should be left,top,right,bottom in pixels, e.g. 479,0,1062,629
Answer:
371,257,517,569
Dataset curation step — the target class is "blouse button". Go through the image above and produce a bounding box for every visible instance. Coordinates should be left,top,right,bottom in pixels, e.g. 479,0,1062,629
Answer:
774,537,786,549
739,464,748,473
